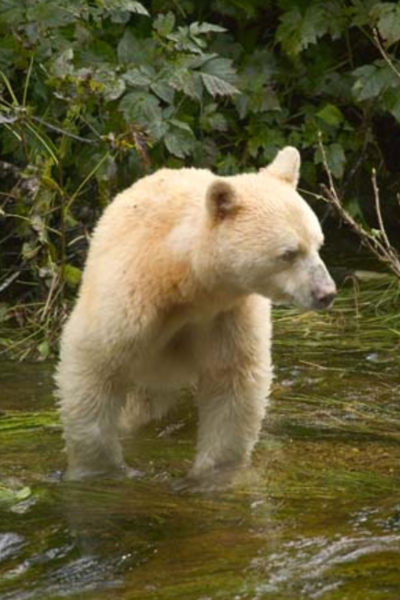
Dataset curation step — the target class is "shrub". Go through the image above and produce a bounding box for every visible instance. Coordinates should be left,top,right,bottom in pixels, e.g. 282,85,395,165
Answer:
1,0,400,356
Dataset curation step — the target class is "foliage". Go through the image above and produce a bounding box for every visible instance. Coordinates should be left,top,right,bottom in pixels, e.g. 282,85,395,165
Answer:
1,0,400,357
0,483,31,505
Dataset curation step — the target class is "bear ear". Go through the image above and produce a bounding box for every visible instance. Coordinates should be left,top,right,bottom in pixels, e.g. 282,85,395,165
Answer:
264,146,301,188
206,179,238,221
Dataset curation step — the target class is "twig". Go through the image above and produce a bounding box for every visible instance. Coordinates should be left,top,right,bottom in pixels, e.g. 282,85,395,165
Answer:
318,133,400,280
0,271,21,294
38,271,59,323
373,28,400,83
371,168,391,251
31,116,100,145
341,126,370,196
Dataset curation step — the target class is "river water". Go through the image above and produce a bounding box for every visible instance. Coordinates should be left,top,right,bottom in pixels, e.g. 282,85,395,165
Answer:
0,277,400,600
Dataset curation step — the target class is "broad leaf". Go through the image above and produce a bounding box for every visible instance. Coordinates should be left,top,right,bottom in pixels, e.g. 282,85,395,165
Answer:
201,73,239,97
317,104,343,126
120,91,165,140
106,0,149,16
170,69,203,100
371,3,400,47
94,70,126,100
117,30,155,65
153,12,176,37
200,57,239,97
164,121,195,158
151,80,175,104
201,57,238,84
352,63,396,101
26,1,76,27
277,5,328,55
49,49,74,78
124,67,152,88
189,22,226,35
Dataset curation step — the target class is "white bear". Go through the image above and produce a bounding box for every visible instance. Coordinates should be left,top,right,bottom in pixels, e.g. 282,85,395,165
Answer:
56,147,336,487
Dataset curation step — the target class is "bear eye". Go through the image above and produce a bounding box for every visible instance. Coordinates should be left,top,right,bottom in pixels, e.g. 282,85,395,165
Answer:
280,248,299,261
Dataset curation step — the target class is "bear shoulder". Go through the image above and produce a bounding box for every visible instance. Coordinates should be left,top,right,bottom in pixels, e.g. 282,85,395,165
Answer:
114,167,215,209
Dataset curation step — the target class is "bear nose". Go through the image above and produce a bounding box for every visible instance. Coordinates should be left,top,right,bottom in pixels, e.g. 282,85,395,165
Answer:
313,285,337,309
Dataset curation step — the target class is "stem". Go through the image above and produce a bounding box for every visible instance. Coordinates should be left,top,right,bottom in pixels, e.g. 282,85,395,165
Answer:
317,133,400,281
31,115,100,145
58,161,66,304
373,28,400,82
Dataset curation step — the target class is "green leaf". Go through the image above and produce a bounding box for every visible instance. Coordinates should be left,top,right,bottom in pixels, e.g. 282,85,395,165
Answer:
200,104,228,132
118,30,137,65
26,1,76,27
30,215,48,243
201,74,239,97
124,67,152,88
94,70,126,101
164,121,195,158
384,89,400,124
201,57,238,84
352,63,395,101
371,3,400,47
277,5,328,55
118,30,155,65
170,69,203,101
110,10,131,24
119,91,164,140
49,49,74,79
316,104,343,126
167,28,204,54
0,0,26,25
151,80,175,104
153,12,176,37
200,57,239,97
79,39,116,66
189,22,227,35
168,118,193,133
120,91,161,122
64,264,82,288
0,484,32,504
106,0,149,16
15,486,32,501
37,340,50,359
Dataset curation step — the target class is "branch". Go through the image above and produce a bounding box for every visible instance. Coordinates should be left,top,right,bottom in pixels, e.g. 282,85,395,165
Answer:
31,116,100,145
373,28,400,83
318,134,400,280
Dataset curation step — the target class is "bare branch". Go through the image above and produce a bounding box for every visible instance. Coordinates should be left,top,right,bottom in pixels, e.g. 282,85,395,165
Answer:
371,168,391,251
31,116,100,145
318,134,400,280
373,28,400,83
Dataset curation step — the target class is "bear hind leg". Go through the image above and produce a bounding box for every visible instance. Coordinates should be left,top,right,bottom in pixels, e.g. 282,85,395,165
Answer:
57,363,128,481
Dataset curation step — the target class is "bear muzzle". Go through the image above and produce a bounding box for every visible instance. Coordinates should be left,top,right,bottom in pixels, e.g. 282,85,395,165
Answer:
311,282,337,310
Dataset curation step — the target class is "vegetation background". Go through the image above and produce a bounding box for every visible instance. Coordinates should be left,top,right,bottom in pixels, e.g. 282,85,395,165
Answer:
1,0,400,358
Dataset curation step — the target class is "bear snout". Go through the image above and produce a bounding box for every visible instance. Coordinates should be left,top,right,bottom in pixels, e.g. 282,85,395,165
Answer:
311,284,337,310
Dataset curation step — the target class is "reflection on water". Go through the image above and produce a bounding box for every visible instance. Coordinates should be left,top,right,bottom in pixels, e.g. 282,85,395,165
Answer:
1,281,400,600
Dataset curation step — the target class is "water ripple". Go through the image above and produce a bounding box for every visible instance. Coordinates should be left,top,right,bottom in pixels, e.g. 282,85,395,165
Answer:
251,532,400,599
0,533,25,563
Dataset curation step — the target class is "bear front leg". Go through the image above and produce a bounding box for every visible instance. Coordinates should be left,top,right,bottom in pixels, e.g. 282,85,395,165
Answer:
57,361,128,480
189,296,272,490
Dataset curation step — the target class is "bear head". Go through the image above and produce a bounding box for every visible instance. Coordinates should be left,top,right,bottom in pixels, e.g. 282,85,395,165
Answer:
202,146,336,311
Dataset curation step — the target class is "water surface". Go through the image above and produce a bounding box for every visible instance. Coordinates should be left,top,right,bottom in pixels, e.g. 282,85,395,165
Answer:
1,280,400,600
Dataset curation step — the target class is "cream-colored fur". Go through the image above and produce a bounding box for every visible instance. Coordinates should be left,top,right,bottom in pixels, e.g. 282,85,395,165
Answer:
56,147,336,486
